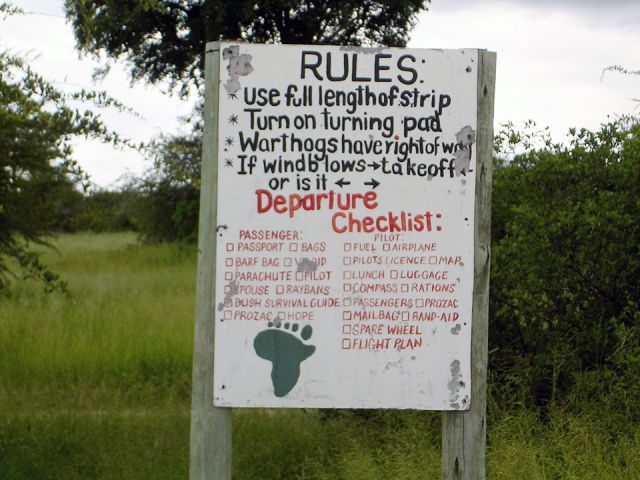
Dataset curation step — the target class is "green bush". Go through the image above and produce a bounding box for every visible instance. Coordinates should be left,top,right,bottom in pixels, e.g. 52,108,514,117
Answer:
126,131,202,243
490,119,640,412
67,190,140,233
133,180,199,243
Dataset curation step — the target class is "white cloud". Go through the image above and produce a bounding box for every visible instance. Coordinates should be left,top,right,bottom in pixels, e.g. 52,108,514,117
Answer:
411,2,640,141
431,0,640,26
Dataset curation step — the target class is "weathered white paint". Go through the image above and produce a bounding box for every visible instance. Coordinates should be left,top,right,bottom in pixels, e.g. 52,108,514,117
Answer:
213,43,479,410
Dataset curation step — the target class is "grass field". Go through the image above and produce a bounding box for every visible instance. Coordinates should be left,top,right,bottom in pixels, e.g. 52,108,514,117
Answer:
1,233,639,479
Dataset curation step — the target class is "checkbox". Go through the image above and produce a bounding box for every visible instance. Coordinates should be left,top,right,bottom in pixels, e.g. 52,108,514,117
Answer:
225,258,233,267
401,311,409,321
343,298,352,307
344,243,352,252
343,310,352,321
284,257,292,267
295,272,304,281
416,298,424,308
226,243,234,252
343,257,352,265
224,285,230,294
401,284,409,293
342,339,351,350
343,271,351,280
343,283,352,293
224,272,233,281
342,324,352,334
390,270,398,279
289,243,298,252
223,310,232,320
276,285,284,294
383,243,390,251
429,256,438,265
277,311,285,321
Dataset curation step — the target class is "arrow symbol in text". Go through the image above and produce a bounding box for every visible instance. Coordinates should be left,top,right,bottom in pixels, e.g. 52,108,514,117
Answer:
364,178,380,189
368,161,381,170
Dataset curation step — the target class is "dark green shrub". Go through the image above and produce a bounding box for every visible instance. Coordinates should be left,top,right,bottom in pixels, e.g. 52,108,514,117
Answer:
134,180,199,243
489,119,640,411
73,190,140,233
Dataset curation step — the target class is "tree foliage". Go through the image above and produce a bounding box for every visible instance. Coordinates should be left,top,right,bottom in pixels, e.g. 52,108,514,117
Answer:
129,129,201,243
64,0,428,92
490,119,640,411
63,0,429,241
0,42,132,291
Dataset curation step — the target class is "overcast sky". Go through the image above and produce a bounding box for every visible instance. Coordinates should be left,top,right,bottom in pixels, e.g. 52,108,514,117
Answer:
3,0,639,188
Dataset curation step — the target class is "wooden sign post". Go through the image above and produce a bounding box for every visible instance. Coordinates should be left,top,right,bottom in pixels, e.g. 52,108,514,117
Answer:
189,43,232,480
190,41,495,479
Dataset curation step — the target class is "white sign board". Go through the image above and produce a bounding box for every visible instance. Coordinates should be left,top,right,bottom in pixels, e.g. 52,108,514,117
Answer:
213,43,478,410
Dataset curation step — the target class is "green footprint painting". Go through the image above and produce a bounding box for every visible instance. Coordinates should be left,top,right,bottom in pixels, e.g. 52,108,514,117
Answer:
253,322,315,397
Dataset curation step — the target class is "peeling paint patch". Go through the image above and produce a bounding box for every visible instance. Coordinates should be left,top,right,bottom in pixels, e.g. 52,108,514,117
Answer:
453,125,476,176
451,324,461,335
217,279,239,312
448,359,465,409
296,258,318,273
223,45,253,94
222,45,239,60
272,312,284,327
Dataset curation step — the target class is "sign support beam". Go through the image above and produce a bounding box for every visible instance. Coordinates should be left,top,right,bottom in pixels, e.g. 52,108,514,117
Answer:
190,41,232,480
441,50,496,480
